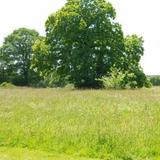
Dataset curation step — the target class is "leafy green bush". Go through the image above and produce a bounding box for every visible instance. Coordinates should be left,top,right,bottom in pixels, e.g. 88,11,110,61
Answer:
99,67,152,89
0,82,16,88
64,83,75,90
100,67,126,89
33,72,70,88
43,72,69,88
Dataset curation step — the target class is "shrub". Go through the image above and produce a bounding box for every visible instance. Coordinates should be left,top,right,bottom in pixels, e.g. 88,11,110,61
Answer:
99,67,152,89
43,72,69,88
0,82,16,88
64,83,75,90
100,67,126,89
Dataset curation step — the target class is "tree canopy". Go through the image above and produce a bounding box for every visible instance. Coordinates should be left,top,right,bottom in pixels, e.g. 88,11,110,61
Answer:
45,0,127,88
0,0,150,88
0,28,40,85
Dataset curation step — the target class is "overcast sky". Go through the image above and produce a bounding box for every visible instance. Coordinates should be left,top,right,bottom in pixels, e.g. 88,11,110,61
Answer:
0,0,159,75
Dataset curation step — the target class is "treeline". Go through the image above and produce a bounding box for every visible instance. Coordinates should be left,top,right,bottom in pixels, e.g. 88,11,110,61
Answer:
0,0,151,88
149,76,160,86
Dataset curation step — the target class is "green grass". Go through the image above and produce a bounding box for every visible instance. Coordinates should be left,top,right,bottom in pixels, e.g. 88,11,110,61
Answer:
0,87,160,159
0,147,95,160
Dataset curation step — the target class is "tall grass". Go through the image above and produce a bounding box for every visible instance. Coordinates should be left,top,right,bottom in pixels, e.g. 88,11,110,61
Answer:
0,87,160,159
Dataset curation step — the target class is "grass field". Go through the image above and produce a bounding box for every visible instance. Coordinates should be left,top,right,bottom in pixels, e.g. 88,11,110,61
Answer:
0,87,160,160
0,147,95,160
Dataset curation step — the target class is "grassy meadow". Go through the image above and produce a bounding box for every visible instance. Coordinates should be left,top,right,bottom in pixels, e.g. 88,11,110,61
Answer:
0,87,160,160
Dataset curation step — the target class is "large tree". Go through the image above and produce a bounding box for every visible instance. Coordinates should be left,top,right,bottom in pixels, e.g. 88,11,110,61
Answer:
45,0,125,88
0,28,39,85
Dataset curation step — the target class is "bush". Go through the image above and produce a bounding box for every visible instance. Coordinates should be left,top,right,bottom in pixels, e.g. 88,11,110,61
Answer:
32,71,70,88
99,67,152,89
44,72,69,88
100,67,126,89
64,83,75,90
0,82,16,88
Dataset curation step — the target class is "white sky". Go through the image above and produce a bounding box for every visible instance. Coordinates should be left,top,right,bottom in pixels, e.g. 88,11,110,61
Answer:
0,0,159,75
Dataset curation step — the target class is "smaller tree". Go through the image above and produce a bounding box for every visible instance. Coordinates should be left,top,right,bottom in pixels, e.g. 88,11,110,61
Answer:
123,35,151,88
1,28,40,85
32,37,69,87
124,35,144,67
100,35,151,89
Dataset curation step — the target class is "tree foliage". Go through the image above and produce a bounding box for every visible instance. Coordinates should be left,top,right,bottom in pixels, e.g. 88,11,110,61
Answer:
0,28,40,85
32,37,69,87
45,0,125,88
32,36,50,77
0,1,150,89
123,35,151,88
